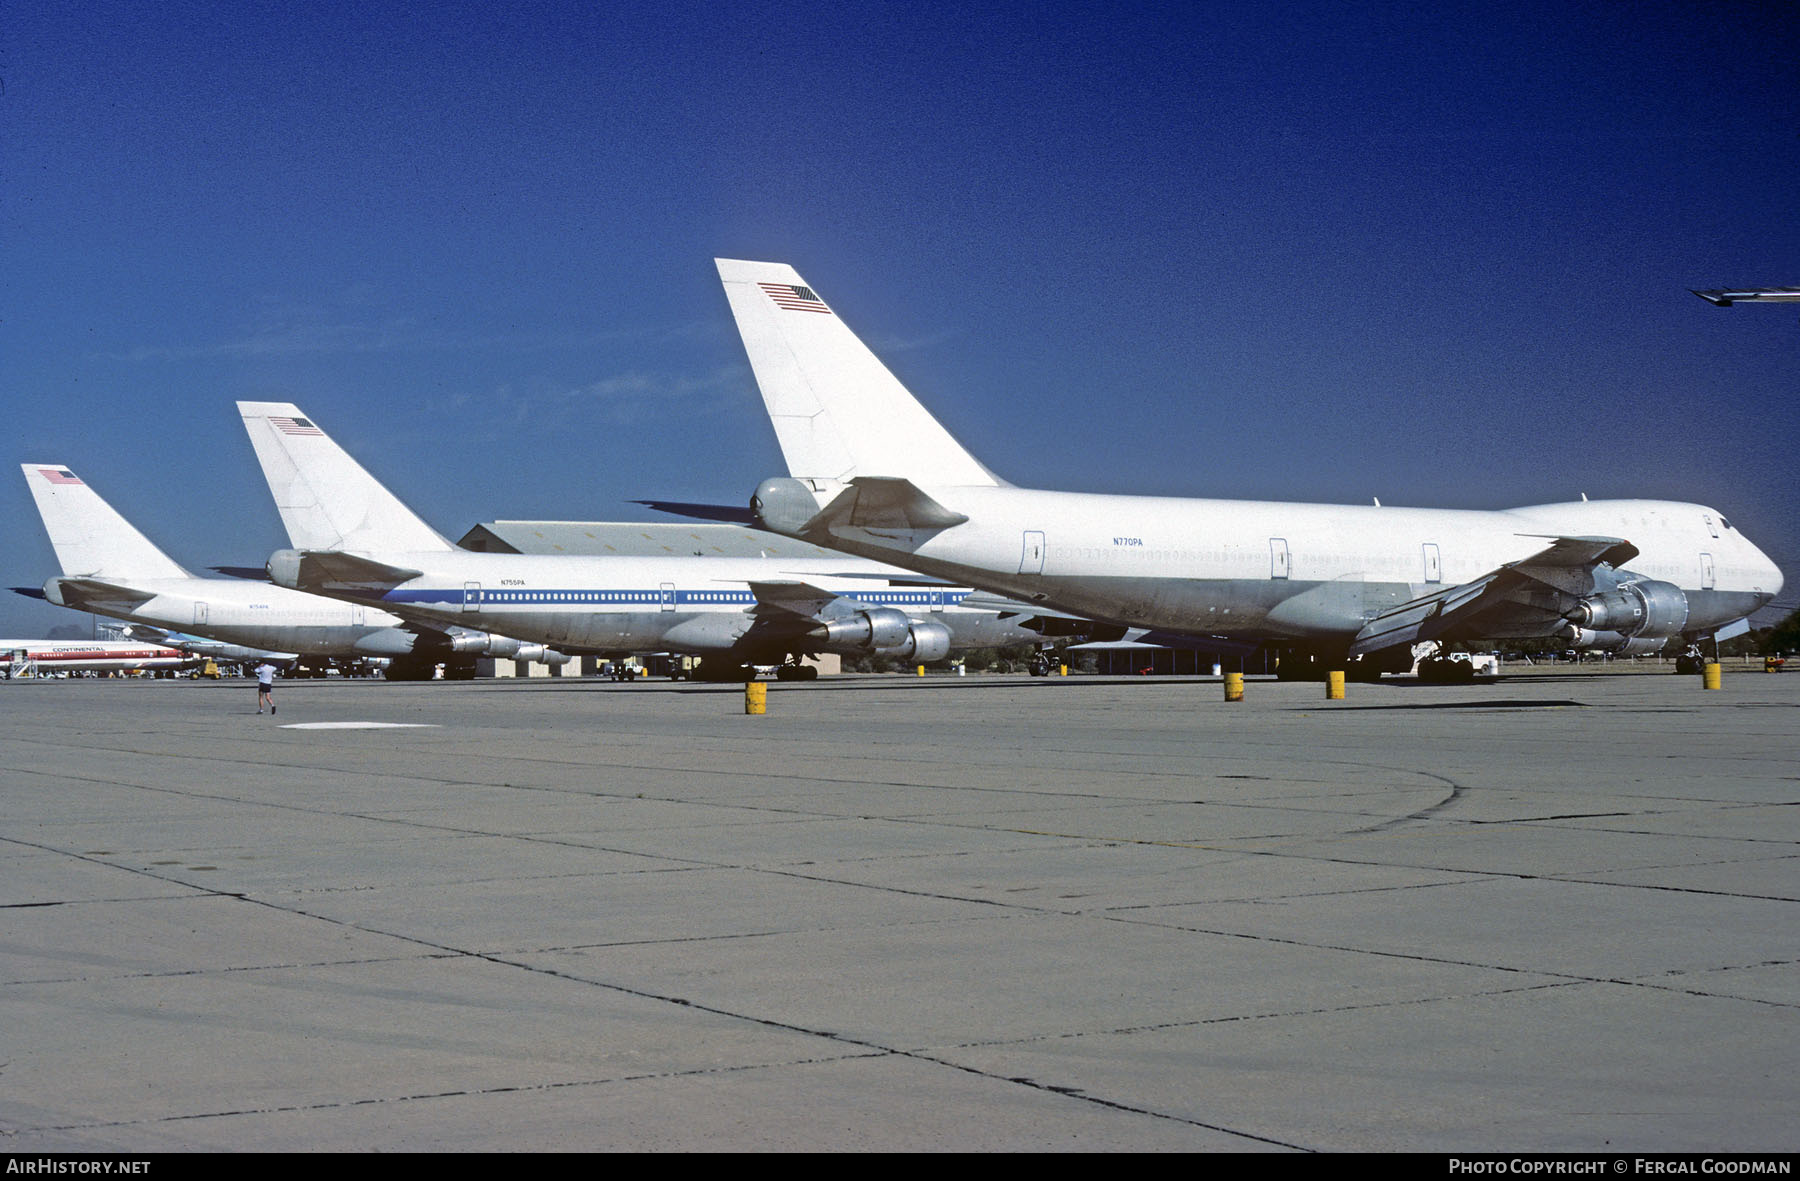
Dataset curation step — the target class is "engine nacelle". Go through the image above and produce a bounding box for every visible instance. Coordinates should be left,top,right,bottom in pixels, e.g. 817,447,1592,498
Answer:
817,607,914,652
1566,580,1688,641
449,631,502,654
893,620,952,663
1561,626,1672,656
813,610,954,663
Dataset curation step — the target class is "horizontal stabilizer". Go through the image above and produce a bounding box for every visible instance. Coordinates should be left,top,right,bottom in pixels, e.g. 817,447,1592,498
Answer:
281,550,423,595
807,478,970,543
631,500,762,525
46,577,159,613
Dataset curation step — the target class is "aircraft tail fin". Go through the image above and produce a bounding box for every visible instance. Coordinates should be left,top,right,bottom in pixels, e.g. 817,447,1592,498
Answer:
21,465,191,580
715,259,1003,488
237,403,454,553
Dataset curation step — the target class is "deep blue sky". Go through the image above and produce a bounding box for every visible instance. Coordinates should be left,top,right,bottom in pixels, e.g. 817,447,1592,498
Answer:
6,0,1796,635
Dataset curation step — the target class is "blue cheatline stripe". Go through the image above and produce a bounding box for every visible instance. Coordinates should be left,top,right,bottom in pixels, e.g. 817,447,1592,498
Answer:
378,588,972,608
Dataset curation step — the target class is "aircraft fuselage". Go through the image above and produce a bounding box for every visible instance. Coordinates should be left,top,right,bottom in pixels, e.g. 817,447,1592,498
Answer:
781,486,1780,646
270,552,1042,657
41,575,437,658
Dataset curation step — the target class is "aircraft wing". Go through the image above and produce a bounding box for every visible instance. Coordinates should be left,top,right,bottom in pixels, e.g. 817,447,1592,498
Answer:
745,580,841,620
1349,535,1639,656
45,577,159,613
1692,287,1800,306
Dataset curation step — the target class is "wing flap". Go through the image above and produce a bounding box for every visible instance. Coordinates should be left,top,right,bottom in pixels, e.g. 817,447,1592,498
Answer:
1350,535,1638,656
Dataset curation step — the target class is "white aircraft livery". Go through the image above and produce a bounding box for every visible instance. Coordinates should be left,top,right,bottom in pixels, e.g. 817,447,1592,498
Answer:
239,403,1059,678
19,464,564,679
717,258,1784,674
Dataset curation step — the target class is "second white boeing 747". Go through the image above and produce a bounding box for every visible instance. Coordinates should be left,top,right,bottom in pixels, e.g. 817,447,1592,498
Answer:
240,402,1066,678
717,259,1783,676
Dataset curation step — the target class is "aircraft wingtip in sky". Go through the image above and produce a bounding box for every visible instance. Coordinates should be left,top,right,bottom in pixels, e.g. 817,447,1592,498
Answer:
1691,287,1800,307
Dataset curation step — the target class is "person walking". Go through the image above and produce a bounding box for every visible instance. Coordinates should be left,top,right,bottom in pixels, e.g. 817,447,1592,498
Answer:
256,661,277,714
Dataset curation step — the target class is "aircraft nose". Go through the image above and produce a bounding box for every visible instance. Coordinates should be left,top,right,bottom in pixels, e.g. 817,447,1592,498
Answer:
1750,539,1784,604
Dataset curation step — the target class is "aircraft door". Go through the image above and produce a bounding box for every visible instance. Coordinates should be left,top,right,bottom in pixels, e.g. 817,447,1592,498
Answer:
1269,538,1290,580
463,582,481,613
1700,553,1715,591
351,604,365,627
929,588,944,613
1422,543,1442,584
1019,531,1045,575
660,582,676,612
193,602,208,627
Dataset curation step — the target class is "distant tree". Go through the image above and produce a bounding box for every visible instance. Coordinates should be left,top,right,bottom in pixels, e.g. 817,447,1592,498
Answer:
1759,608,1800,656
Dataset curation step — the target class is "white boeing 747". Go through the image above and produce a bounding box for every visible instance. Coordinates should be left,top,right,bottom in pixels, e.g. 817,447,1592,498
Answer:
19,464,564,679
717,259,1783,675
240,403,1060,679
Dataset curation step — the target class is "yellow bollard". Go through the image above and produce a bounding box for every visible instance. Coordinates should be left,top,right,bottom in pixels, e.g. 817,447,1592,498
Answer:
1326,670,1345,700
1702,662,1722,690
744,681,767,714
1059,664,1068,676
1224,671,1244,702
916,664,926,677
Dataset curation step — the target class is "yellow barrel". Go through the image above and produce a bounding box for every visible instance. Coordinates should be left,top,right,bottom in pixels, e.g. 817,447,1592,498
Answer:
917,664,926,677
744,681,767,714
1224,671,1244,702
1327,670,1345,700
1702,662,1722,690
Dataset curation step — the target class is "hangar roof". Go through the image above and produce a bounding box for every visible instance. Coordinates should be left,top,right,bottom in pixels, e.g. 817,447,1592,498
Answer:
455,520,842,559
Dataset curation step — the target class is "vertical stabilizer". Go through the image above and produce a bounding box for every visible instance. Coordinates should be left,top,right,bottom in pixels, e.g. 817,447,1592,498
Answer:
21,465,191,579
716,259,1003,488
237,403,454,553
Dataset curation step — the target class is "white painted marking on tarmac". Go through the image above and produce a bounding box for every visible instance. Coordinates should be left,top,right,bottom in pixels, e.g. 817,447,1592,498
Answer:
279,721,440,730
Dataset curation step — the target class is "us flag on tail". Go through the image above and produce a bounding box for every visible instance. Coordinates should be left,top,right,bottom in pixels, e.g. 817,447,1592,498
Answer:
758,282,833,314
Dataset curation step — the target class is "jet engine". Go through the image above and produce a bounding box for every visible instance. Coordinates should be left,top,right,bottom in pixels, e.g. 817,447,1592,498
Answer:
509,643,573,666
814,608,953,662
446,632,570,664
1562,579,1689,654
